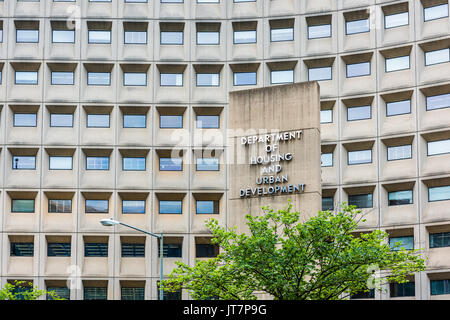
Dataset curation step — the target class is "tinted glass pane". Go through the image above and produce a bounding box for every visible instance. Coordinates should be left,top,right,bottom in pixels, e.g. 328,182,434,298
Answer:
121,243,145,257
52,30,75,43
389,236,414,251
234,30,256,44
321,153,333,167
322,197,334,211
348,150,372,164
271,28,293,42
390,282,415,297
123,114,146,128
85,200,109,213
10,243,34,256
122,200,146,214
386,56,410,72
88,30,111,44
123,157,146,171
121,287,144,300
197,32,219,45
47,243,71,257
196,73,219,86
86,157,109,170
51,72,74,85
196,115,219,128
87,72,110,85
160,32,183,44
308,67,332,81
48,199,72,213
346,19,370,34
50,113,73,127
429,186,450,202
158,289,182,301
271,70,294,84
426,93,450,111
160,73,183,86
346,62,370,78
428,139,450,156
15,71,38,84
159,201,182,214
386,100,411,116
84,243,108,257
196,158,219,171
424,4,449,21
387,145,412,161
124,31,147,44
320,109,333,123
348,193,373,208
13,156,36,169
49,156,72,170
196,201,217,214
159,243,182,258
12,199,34,212
425,48,450,66
234,72,257,86
84,287,107,300
160,115,183,128
87,114,110,127
124,73,147,86
14,113,37,126
388,190,413,205
17,29,39,43
47,287,70,300
308,24,331,39
430,232,450,248
196,244,217,258
159,158,182,171
385,11,409,29
347,105,371,121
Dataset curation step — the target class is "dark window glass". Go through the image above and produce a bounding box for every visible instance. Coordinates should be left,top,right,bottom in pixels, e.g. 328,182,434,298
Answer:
196,200,218,214
159,243,182,258
85,200,109,213
196,243,218,258
348,193,373,208
322,197,334,211
159,158,182,171
388,190,413,206
430,232,450,248
84,287,107,300
47,243,71,257
50,114,73,127
10,242,34,256
390,282,415,297
48,199,72,213
121,287,144,300
123,157,146,171
12,199,35,213
350,289,375,299
47,287,70,300
159,200,182,214
122,200,146,214
123,114,146,128
196,115,219,128
84,243,108,257
389,236,414,251
11,285,33,300
157,288,181,300
13,156,36,170
14,113,37,127
160,115,183,128
121,243,145,257
431,279,450,295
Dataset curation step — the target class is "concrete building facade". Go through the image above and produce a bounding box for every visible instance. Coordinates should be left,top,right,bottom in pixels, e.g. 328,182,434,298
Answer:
0,0,449,300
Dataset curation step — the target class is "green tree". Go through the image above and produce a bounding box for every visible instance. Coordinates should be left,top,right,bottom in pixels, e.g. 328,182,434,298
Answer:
0,280,65,300
161,202,426,300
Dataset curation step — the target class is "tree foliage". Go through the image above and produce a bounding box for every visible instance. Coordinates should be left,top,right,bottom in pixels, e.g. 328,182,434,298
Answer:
161,202,426,300
0,280,64,300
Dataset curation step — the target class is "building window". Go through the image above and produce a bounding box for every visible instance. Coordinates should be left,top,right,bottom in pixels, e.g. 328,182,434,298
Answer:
159,243,182,258
121,243,145,257
49,156,72,170
124,31,147,44
347,105,371,121
84,243,108,257
123,72,147,86
430,232,450,248
196,200,219,214
196,244,218,258
348,193,373,208
87,114,110,128
15,71,38,85
320,109,333,123
121,287,144,301
159,200,182,214
123,157,146,171
12,199,35,213
160,115,183,129
385,55,410,72
321,153,333,167
86,156,109,170
270,70,294,84
389,236,414,251
426,93,450,111
196,73,220,87
13,156,36,170
233,72,257,86
346,62,370,78
196,115,219,129
122,200,146,214
52,29,75,43
431,279,450,295
13,113,37,127
429,185,450,202
388,190,413,206
85,199,109,213
51,72,74,85
425,48,450,66
350,289,375,299
308,24,331,39
84,287,107,300
161,0,183,3
424,3,449,21
345,18,370,35
270,27,293,42
159,158,182,171
428,139,450,156
348,149,372,165
160,73,183,86
386,99,411,116
387,145,412,161
322,197,334,211
10,242,34,256
47,287,70,300
160,31,183,45
123,114,146,128
233,30,256,44
308,67,332,81
48,199,72,213
385,11,409,29
157,287,182,300
87,72,110,86
88,30,111,44
47,243,71,257
16,29,39,43
197,31,219,45
196,158,219,171
390,282,415,297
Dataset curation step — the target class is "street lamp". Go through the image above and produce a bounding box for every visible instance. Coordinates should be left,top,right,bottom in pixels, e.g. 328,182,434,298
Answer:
100,218,164,300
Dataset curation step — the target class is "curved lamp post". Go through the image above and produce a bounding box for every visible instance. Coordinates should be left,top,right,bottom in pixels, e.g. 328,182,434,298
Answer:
100,218,164,300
